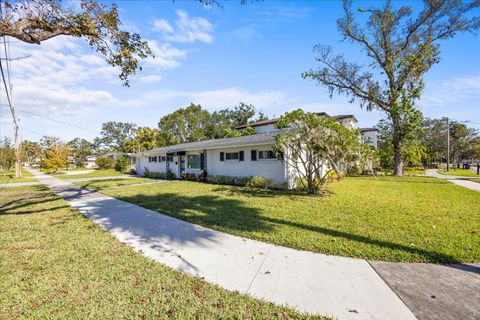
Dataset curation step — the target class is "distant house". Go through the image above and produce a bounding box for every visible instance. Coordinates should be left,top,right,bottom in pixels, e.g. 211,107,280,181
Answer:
84,156,98,169
104,152,136,162
135,113,377,187
360,128,379,149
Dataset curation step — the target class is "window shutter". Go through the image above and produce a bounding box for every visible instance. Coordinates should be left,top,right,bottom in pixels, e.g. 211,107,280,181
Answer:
251,150,257,161
200,153,205,170
239,151,244,161
220,152,224,162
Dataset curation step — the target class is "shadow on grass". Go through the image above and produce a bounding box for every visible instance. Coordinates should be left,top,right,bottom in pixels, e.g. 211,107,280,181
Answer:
114,191,459,263
448,263,480,275
211,185,305,199
348,176,450,184
79,178,133,190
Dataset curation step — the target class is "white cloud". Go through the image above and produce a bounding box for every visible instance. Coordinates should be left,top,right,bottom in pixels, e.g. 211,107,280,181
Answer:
234,25,260,41
152,10,213,44
152,19,174,33
143,41,187,69
258,6,314,21
119,87,287,111
139,74,162,83
3,33,192,121
193,88,285,109
14,81,118,117
422,74,480,106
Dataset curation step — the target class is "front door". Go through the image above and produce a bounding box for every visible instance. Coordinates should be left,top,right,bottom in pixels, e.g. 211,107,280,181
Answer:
179,155,185,177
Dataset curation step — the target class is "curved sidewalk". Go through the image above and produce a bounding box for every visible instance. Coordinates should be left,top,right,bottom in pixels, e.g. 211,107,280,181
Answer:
424,169,480,191
29,169,415,320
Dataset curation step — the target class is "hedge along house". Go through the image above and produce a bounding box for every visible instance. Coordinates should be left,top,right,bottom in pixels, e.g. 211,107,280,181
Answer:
135,113,377,188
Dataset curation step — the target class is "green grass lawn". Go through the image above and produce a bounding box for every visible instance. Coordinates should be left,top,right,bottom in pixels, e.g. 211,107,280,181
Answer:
73,178,162,190
0,186,322,319
437,168,479,177
57,169,129,180
100,176,480,263
0,169,36,184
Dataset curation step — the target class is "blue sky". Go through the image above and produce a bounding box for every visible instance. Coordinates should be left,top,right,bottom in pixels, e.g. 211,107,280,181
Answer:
0,0,479,142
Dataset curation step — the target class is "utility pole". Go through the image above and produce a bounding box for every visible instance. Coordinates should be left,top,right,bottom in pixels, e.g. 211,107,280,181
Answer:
446,117,450,172
10,83,21,178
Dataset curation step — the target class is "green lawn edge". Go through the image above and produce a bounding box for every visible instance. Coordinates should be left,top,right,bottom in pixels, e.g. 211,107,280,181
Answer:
99,176,480,264
436,169,479,177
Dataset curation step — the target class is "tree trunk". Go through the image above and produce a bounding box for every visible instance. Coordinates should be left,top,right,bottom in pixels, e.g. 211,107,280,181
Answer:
392,119,403,176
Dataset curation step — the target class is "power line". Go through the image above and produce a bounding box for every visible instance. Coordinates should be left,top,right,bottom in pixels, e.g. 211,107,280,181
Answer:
0,54,13,114
0,105,101,135
19,109,101,134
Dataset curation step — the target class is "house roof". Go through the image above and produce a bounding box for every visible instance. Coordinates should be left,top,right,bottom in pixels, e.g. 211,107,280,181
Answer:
235,112,357,129
332,114,358,122
235,118,281,129
141,131,282,156
360,128,379,132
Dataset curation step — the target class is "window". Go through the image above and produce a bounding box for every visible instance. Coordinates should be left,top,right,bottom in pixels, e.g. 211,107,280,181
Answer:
153,156,157,162
167,155,173,162
258,150,276,160
225,152,239,160
161,156,166,162
187,154,201,169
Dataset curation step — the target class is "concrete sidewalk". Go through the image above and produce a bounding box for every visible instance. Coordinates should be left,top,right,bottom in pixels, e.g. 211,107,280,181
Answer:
1,181,41,188
27,168,416,320
1,175,135,188
424,169,480,191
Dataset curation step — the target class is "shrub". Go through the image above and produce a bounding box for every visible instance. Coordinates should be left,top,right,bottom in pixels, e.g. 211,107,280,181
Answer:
96,157,114,170
182,172,197,181
404,167,426,175
233,176,250,186
197,170,208,182
115,155,131,173
216,175,236,185
145,171,166,179
206,175,219,184
144,170,176,180
294,177,327,195
166,170,176,180
203,175,287,190
246,176,270,189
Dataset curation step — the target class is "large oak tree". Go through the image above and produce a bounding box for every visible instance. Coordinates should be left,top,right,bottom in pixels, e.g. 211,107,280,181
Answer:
303,0,480,175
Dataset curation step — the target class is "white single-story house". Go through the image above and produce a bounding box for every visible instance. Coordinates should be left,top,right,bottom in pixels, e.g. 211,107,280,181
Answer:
135,113,377,187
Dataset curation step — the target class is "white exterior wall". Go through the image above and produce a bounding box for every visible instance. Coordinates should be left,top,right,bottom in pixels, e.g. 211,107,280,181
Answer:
254,124,277,133
361,131,378,149
207,145,288,182
136,154,175,176
338,118,357,130
138,147,288,183
136,156,149,175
